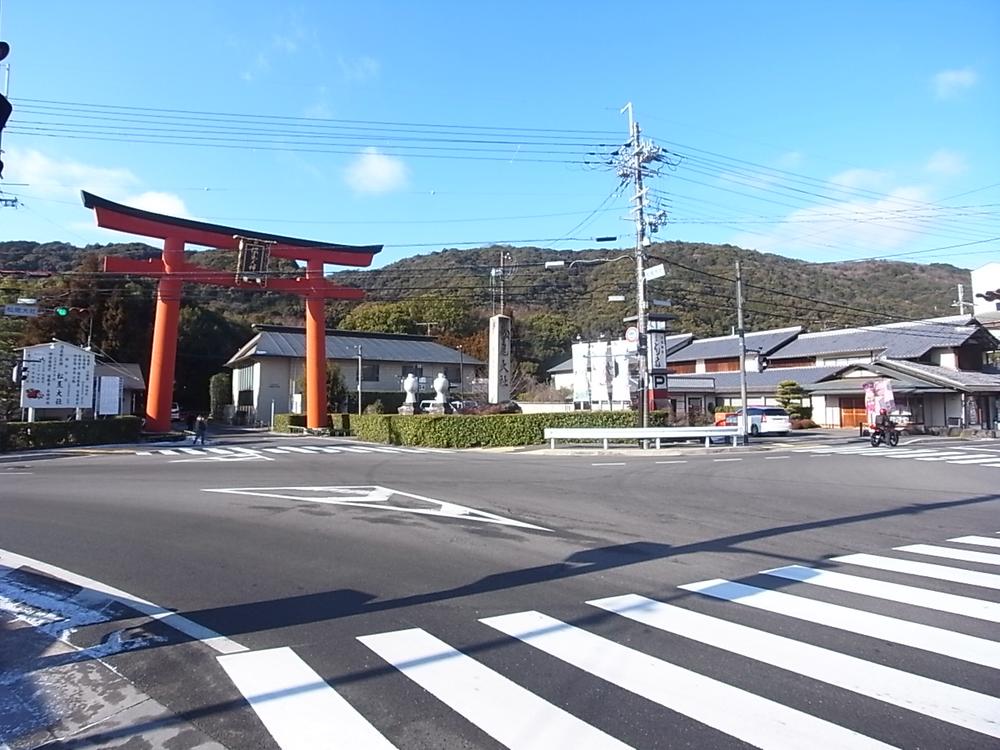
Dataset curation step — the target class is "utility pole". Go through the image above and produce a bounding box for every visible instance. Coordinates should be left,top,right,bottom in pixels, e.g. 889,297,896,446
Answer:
622,102,650,428
953,283,970,315
356,344,363,416
736,259,749,444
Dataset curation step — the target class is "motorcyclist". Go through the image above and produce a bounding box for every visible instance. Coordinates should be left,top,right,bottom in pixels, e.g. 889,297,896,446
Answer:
874,408,894,435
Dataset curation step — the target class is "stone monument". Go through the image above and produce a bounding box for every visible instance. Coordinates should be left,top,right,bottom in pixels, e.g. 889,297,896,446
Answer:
398,372,418,415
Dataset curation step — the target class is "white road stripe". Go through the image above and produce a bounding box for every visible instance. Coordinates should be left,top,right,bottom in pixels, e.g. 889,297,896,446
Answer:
0,547,245,654
763,565,1000,623
895,544,1000,566
949,535,1000,549
358,628,628,750
227,447,262,455
263,447,290,453
913,454,973,461
713,458,742,462
177,447,202,455
680,579,1000,669
316,447,343,453
294,446,327,452
944,456,1000,465
281,446,320,454
205,447,234,455
881,451,961,460
832,553,1000,590
135,450,152,455
764,456,789,460
592,462,626,466
655,460,687,464
158,449,180,455
218,647,395,750
589,594,1000,739
481,611,892,750
338,446,376,453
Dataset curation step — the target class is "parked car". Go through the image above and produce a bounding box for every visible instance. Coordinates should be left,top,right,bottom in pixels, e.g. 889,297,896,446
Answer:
725,406,791,435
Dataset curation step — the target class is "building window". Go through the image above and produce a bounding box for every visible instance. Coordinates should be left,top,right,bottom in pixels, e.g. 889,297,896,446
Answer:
403,364,424,379
361,364,380,382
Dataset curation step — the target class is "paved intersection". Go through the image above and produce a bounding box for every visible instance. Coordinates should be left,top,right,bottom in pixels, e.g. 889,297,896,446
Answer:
3,529,998,748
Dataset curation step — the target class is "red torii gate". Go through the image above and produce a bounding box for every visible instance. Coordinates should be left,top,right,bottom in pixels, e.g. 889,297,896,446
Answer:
81,191,381,433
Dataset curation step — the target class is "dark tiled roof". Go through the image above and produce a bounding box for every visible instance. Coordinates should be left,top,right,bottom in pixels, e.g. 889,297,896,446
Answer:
670,327,803,362
95,362,145,391
876,359,1000,392
770,321,984,360
668,365,846,394
226,327,483,367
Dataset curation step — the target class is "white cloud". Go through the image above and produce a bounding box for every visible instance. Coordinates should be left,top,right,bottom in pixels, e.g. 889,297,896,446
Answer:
344,148,408,194
730,183,934,259
123,191,192,218
932,68,977,99
925,149,967,177
6,147,191,231
828,168,888,191
338,55,380,83
777,151,803,168
6,147,139,200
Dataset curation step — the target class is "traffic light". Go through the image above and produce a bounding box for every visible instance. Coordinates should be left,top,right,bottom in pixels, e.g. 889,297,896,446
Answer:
976,290,1000,302
55,306,69,316
758,355,769,372
11,360,27,383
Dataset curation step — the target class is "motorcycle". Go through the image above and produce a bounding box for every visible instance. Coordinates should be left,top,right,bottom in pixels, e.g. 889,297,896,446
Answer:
869,423,899,448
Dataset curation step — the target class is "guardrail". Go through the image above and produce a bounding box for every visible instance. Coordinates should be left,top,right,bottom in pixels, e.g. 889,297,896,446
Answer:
543,426,741,450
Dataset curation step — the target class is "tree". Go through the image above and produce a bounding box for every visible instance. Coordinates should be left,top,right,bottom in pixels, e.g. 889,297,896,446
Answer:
327,362,348,411
775,379,807,419
338,302,419,334
209,371,232,419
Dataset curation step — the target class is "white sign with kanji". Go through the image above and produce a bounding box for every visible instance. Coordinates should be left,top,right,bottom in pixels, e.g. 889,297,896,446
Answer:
20,341,95,409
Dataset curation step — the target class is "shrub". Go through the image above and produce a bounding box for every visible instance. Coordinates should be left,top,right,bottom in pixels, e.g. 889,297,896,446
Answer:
209,372,232,419
350,410,637,448
0,416,143,452
273,413,306,433
791,418,820,430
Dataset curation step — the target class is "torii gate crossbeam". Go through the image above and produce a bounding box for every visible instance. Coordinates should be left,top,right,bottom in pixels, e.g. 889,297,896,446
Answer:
82,191,381,433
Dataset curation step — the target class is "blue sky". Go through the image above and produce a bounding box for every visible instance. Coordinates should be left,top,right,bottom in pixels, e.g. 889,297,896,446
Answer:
1,0,997,271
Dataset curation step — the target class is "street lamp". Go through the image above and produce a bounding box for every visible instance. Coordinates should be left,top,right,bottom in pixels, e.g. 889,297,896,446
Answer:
356,344,363,416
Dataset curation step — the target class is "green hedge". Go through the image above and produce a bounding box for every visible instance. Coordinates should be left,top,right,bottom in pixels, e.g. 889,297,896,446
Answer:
0,416,143,452
273,413,307,432
350,411,638,448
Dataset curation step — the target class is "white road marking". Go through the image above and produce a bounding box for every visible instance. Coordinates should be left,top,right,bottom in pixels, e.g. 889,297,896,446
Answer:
178,447,203,455
2,471,33,475
949,535,1000,549
205,447,234,455
0,547,245,654
358,628,628,750
895,544,1000,566
159,449,180,455
204,485,550,531
655,460,687,464
713,458,742,462
135,450,152,455
680,578,1000,669
218,647,395,750
944,456,1000,465
764,455,790,460
481,610,892,750
589,594,1000,739
763,565,1000,623
832,553,1000,590
913,454,974,461
264,448,290,453
281,446,319,454
592,462,626,466
316,446,343,453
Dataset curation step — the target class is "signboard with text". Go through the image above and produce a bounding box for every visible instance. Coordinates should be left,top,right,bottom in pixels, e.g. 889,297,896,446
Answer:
488,315,512,403
20,341,95,409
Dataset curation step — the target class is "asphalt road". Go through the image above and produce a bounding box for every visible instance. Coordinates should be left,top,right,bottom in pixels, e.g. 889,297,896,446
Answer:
2,433,999,749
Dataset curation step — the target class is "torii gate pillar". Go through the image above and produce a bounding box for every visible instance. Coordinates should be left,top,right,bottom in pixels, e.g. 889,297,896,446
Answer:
304,259,328,430
146,236,185,432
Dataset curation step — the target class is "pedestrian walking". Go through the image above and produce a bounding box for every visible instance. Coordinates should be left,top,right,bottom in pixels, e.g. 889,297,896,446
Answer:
193,414,208,445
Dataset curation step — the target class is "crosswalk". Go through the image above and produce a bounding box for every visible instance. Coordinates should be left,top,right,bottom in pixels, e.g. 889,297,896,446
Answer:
792,442,1000,467
134,443,454,459
217,531,1000,748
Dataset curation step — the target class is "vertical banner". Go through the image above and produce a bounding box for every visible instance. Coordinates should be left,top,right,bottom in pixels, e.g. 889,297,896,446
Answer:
863,379,896,423
571,342,591,404
97,376,122,415
589,341,611,405
488,315,512,403
611,339,631,404
647,331,669,371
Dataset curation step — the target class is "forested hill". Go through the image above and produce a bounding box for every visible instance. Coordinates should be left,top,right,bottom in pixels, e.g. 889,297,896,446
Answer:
0,239,971,338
